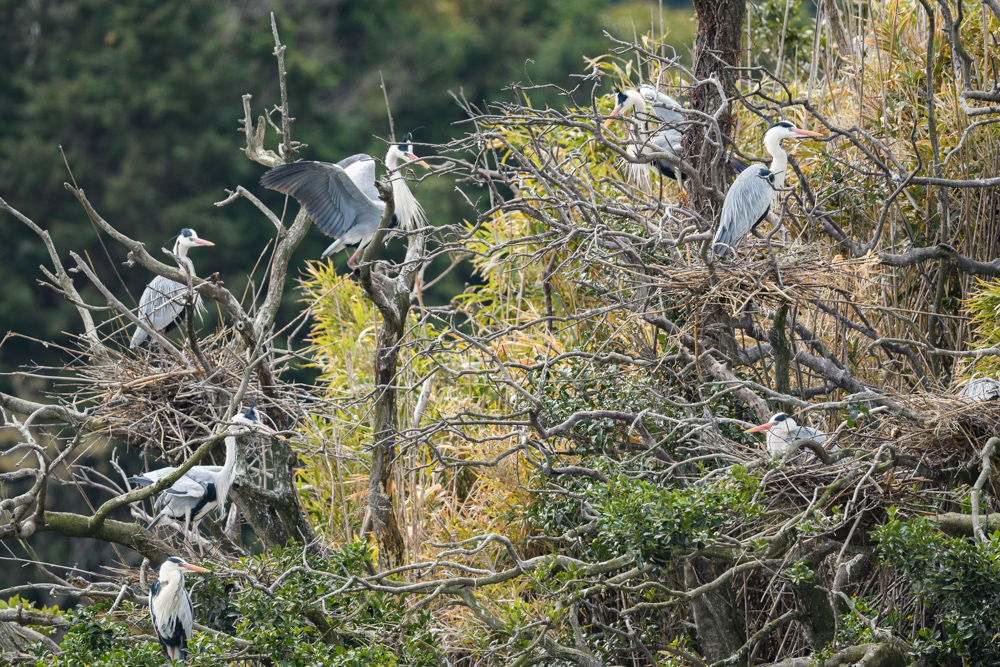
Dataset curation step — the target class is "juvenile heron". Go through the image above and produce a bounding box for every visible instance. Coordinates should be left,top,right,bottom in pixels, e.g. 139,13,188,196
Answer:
130,228,214,349
746,412,828,458
712,121,821,258
149,556,208,661
130,405,274,535
259,134,429,269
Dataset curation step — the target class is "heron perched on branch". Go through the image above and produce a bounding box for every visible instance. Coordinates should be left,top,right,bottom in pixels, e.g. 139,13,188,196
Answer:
746,412,828,458
259,133,429,269
130,404,274,535
130,228,214,349
150,556,208,662
604,85,748,186
712,121,822,258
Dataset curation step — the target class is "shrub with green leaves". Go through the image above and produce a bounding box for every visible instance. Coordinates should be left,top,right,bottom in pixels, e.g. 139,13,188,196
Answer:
876,512,1000,664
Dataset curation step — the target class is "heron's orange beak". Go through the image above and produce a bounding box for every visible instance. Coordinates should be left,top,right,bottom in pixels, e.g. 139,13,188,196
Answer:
404,153,430,168
794,129,823,138
182,564,210,573
194,239,214,246
745,422,774,433
604,105,624,128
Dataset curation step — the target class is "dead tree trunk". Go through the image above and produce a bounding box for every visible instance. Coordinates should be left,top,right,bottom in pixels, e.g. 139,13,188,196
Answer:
357,181,425,571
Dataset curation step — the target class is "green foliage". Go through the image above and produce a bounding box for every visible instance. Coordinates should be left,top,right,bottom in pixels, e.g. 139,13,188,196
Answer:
530,464,761,566
876,512,1000,664
749,0,814,75
47,542,441,666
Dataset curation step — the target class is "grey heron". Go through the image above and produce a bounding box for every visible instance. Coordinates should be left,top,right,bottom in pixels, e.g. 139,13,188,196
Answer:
959,377,1000,400
604,85,749,186
130,228,214,349
259,134,429,269
745,412,827,458
712,121,822,258
130,404,275,534
149,556,208,662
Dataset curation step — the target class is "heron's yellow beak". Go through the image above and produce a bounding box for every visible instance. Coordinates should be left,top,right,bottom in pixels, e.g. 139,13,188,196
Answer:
794,129,823,139
194,239,214,246
182,564,210,573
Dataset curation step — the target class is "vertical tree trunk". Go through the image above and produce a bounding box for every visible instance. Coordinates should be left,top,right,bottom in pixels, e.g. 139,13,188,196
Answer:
368,283,409,571
685,556,747,666
687,0,747,202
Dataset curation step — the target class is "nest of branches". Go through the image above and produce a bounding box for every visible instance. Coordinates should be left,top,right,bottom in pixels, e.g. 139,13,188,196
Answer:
661,245,878,314
59,327,303,462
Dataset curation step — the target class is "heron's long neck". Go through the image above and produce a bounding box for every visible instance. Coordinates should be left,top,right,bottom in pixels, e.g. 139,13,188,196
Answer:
390,169,427,231
216,433,238,507
630,97,651,137
764,134,789,190
172,242,196,277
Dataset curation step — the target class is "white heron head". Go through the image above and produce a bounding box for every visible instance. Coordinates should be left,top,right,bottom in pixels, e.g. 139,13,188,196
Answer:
159,556,209,579
230,402,277,434
604,88,647,128
745,412,800,436
173,228,214,253
386,132,430,171
764,121,822,144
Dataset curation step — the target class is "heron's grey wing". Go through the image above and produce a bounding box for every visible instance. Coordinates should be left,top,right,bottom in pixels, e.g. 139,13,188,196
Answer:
183,466,221,487
180,587,194,650
960,378,1000,400
713,167,775,257
130,276,186,348
129,467,178,487
260,160,383,241
162,476,208,500
339,154,380,202
638,84,685,127
649,130,682,158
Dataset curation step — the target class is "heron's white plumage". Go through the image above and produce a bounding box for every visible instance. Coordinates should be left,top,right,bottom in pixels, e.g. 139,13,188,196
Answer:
747,412,828,458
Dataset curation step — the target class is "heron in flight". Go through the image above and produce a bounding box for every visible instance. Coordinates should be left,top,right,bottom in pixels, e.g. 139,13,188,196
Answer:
604,85,748,186
745,412,827,458
259,133,429,269
130,228,214,349
149,556,208,662
712,121,822,258
130,404,275,535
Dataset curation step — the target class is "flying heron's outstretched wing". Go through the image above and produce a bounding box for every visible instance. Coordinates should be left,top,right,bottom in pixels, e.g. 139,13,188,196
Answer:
260,159,384,244
713,166,776,257
130,276,189,349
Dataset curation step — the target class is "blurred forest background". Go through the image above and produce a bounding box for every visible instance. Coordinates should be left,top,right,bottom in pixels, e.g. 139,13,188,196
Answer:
0,0,699,394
